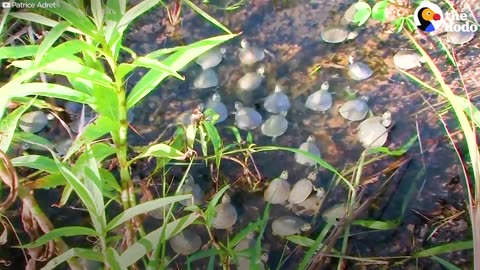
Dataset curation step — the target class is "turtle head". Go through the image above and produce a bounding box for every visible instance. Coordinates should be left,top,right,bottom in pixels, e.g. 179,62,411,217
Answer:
220,47,227,55
234,101,244,111
196,102,205,112
240,39,249,48
306,135,316,143
348,54,356,65
280,170,289,180
307,171,317,181
257,66,266,76
212,92,221,102
274,84,283,93
381,111,392,127
300,223,312,232
315,187,326,198
320,81,329,91
185,174,195,184
359,96,369,103
221,194,231,204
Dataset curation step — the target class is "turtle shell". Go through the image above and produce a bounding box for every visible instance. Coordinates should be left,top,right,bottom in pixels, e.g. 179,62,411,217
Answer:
288,179,313,204
19,111,48,133
169,229,202,255
212,198,237,229
261,114,288,138
305,89,333,112
393,50,422,70
358,116,388,148
264,178,291,204
237,72,263,91
271,216,307,236
193,68,219,89
339,99,369,121
320,26,350,43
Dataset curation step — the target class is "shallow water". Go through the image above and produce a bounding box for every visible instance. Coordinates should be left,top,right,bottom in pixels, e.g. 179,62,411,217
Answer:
118,0,480,268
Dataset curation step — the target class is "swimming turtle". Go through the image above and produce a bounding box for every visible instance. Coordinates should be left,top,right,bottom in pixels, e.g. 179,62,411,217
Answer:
288,171,324,205
237,66,265,92
347,55,373,81
295,135,321,166
169,228,202,256
234,102,263,130
292,193,326,217
205,93,228,123
446,27,475,45
271,216,311,237
148,204,171,220
264,170,290,204
176,174,205,206
320,26,358,43
235,233,266,270
357,111,392,148
263,85,291,114
305,81,333,112
261,112,288,141
322,203,347,224
339,96,369,121
19,111,49,133
193,68,219,89
393,50,425,70
239,39,265,65
195,47,226,69
54,138,73,157
212,194,238,229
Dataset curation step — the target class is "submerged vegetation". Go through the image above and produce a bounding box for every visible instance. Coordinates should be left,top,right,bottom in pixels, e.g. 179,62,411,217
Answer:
0,0,478,269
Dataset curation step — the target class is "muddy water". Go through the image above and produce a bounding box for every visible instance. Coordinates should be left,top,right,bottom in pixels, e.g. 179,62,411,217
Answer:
123,0,478,269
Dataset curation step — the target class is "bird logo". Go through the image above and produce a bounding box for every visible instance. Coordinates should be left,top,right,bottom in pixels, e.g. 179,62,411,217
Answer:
414,1,444,32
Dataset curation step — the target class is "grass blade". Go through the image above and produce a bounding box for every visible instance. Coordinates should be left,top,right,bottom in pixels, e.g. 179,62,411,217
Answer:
117,0,160,33
183,0,232,34
34,21,70,67
11,155,59,174
0,45,38,60
9,12,84,35
91,0,104,30
412,241,472,258
4,82,94,105
0,101,33,152
19,226,99,248
42,248,103,270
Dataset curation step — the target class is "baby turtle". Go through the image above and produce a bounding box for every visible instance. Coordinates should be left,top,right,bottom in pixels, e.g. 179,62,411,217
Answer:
357,111,392,148
264,85,291,114
237,66,265,92
169,228,202,256
238,39,265,65
234,102,263,130
305,81,333,112
206,93,228,123
393,50,425,70
235,233,266,270
347,55,373,81
288,171,324,205
339,96,369,121
446,27,475,45
320,26,358,43
264,170,290,204
193,68,219,89
322,203,347,224
19,111,49,133
292,193,326,217
271,216,311,237
195,47,226,70
261,112,288,142
176,174,205,206
295,135,321,166
212,194,237,229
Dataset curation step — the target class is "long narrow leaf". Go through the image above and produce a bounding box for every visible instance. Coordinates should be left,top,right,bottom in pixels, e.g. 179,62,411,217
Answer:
11,155,59,174
0,45,38,60
18,227,99,248
0,101,33,152
183,0,232,34
42,248,103,270
9,12,84,34
34,21,71,67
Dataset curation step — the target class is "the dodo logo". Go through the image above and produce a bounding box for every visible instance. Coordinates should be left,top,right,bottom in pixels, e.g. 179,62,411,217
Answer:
414,1,444,32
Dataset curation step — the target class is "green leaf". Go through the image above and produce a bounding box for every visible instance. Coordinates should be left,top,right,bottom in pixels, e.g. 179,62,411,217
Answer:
18,226,99,248
34,21,71,67
202,121,223,168
41,40,100,66
412,241,473,258
227,126,242,144
119,212,200,267
127,33,239,108
299,222,334,269
13,131,56,151
117,0,160,33
11,155,59,174
106,195,192,231
134,143,185,161
229,221,262,248
352,219,398,230
285,235,315,247
106,248,127,270
352,2,372,26
0,45,39,60
91,0,104,30
9,12,84,35
116,56,184,81
367,135,417,156
42,248,103,270
4,82,95,105
0,101,33,153
371,1,389,22
183,0,232,34
28,172,66,189
204,185,230,226
55,159,101,222
431,256,463,270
